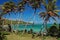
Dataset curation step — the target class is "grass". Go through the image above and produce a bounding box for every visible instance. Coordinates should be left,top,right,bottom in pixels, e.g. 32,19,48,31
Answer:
57,38,60,40
5,33,58,40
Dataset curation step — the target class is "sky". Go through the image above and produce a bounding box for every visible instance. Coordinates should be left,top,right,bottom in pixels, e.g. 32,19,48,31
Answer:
0,0,60,24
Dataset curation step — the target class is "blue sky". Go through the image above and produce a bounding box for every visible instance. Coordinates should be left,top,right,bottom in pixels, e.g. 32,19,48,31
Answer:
0,0,60,24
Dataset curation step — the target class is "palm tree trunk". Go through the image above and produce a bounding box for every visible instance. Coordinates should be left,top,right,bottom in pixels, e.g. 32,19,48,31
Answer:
41,21,44,37
0,17,4,26
45,21,48,33
31,9,37,38
44,21,48,34
41,21,47,40
0,17,2,25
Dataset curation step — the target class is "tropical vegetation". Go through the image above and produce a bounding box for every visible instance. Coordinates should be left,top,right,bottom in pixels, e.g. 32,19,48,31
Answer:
0,0,60,40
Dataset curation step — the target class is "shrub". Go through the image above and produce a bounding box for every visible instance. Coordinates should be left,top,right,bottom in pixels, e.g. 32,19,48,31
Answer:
48,25,58,37
57,24,60,38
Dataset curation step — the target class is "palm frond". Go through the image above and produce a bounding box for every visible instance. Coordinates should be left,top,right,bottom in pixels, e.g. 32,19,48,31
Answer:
54,10,60,12
42,0,47,9
51,17,57,22
39,12,46,19
17,1,25,12
44,13,50,22
52,0,57,4
0,12,7,17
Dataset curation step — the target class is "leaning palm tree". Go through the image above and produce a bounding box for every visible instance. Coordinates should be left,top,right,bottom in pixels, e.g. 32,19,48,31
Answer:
0,1,17,35
1,1,17,21
22,0,42,33
17,1,26,35
29,0,42,14
39,0,60,33
29,0,42,23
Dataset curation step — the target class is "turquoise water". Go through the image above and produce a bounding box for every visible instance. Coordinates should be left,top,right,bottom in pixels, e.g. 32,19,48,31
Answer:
12,24,52,32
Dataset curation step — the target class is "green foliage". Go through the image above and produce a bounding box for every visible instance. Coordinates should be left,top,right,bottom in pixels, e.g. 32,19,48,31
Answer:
48,25,58,36
57,24,60,38
28,29,33,34
0,27,7,40
0,32,7,40
57,38,60,40
0,25,10,40
59,24,60,30
52,22,58,27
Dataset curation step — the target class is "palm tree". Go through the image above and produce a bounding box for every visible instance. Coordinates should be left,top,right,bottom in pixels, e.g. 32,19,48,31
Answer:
39,0,60,33
0,5,6,25
0,1,17,19
17,1,27,36
17,1,26,12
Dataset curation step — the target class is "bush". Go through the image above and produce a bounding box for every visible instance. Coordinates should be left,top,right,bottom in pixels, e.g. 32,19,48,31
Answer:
48,25,58,37
57,24,60,38
28,29,33,34
0,27,8,40
0,32,7,40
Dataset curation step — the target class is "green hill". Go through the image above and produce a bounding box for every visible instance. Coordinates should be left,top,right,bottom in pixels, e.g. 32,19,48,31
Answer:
2,19,31,25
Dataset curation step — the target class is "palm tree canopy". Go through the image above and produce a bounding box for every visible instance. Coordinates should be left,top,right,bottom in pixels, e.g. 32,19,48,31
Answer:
17,1,25,12
39,0,60,22
0,0,60,21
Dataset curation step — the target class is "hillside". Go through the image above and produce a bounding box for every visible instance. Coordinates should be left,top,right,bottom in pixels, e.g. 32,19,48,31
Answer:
2,19,31,25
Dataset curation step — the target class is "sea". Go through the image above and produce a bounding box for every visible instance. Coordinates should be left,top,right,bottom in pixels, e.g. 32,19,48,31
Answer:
12,24,52,33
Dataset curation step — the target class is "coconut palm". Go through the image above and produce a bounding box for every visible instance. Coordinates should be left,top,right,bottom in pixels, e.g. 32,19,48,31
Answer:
0,5,6,25
29,0,42,13
2,1,16,15
0,1,17,23
17,1,26,36
17,1,25,12
39,0,60,33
